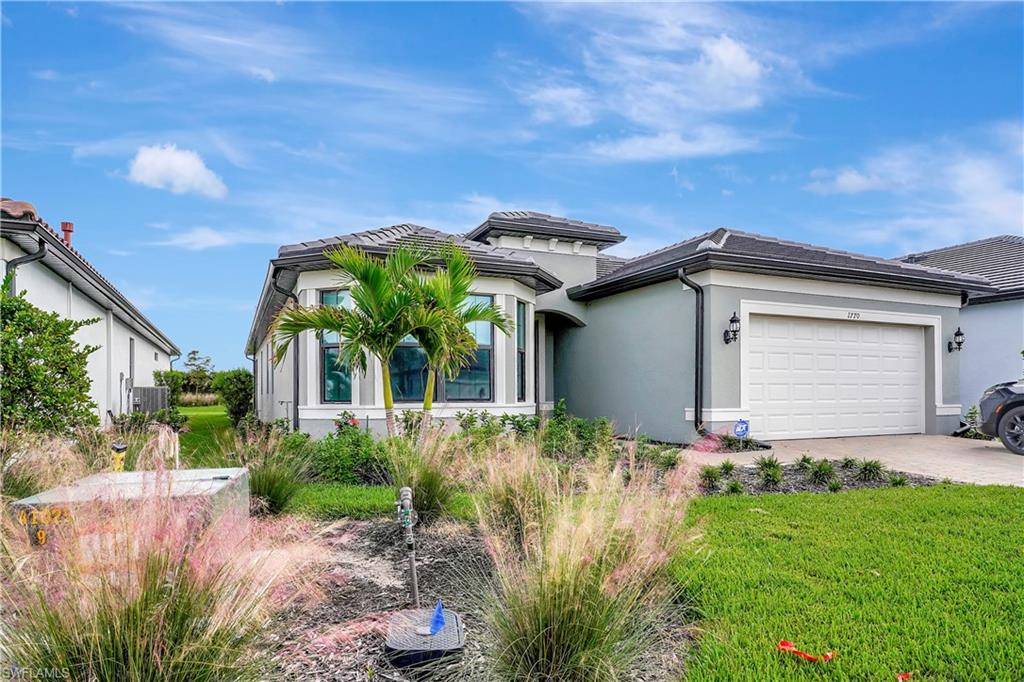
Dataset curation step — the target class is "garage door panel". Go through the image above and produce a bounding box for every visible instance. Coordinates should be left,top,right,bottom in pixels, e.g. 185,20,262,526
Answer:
747,315,925,440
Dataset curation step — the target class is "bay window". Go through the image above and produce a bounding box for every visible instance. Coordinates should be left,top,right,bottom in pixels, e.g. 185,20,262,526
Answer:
390,293,494,403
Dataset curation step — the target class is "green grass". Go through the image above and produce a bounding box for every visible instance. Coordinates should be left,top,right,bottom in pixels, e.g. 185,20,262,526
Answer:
287,483,475,521
673,485,1024,680
178,405,231,463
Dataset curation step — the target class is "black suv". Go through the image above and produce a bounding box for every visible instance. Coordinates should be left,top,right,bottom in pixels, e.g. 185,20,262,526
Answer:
978,380,1024,455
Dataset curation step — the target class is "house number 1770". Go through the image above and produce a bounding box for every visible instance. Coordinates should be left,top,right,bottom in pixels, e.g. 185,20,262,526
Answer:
847,312,861,319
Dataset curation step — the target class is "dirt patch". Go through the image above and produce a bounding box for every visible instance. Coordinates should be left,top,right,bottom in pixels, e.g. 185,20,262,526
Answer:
703,459,941,496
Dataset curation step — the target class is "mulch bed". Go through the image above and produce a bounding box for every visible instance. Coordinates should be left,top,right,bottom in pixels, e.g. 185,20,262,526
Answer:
265,518,494,681
264,515,694,681
702,459,941,496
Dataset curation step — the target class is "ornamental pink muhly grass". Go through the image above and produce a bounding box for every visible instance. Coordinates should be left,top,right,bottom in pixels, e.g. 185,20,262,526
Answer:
0,448,323,681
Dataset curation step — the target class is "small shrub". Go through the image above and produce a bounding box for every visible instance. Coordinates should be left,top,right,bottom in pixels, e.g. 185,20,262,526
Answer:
398,409,423,436
795,454,814,471
383,437,456,523
760,464,783,488
476,443,557,551
499,413,541,436
541,400,615,459
828,479,843,493
719,459,736,476
840,457,857,469
855,459,885,482
807,459,835,485
699,465,722,490
153,406,188,431
718,434,762,452
889,474,908,487
310,427,385,485
212,368,254,426
724,479,744,495
754,454,780,473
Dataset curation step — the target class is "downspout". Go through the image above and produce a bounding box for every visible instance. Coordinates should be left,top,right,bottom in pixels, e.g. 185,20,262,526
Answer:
5,237,47,295
169,352,180,370
245,350,257,416
677,267,706,435
271,270,300,432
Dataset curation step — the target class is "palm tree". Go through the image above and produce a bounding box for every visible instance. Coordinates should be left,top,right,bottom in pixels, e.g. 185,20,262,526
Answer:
272,244,427,437
411,243,511,435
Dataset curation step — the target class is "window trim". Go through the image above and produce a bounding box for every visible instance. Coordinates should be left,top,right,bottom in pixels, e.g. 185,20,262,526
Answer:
516,300,526,402
319,289,353,404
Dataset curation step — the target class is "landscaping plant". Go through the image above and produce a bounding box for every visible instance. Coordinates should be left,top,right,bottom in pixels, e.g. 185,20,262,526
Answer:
0,465,317,682
699,464,722,490
0,275,99,432
215,428,309,515
795,454,814,471
212,368,255,426
840,456,857,469
479,460,694,682
828,479,843,493
273,245,429,436
807,459,836,485
719,459,736,476
855,458,886,482
309,421,385,485
753,454,780,473
725,479,745,495
541,399,615,460
382,436,458,523
889,474,909,487
760,464,783,489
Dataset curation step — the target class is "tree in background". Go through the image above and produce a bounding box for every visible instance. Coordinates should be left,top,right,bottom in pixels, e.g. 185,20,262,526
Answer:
153,370,185,406
273,245,427,436
183,350,214,394
212,369,253,426
0,275,99,432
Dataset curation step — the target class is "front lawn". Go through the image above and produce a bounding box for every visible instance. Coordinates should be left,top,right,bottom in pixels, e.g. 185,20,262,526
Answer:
674,484,1024,680
178,404,231,462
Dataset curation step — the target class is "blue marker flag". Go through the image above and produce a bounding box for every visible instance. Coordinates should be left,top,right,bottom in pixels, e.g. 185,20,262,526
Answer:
430,598,446,635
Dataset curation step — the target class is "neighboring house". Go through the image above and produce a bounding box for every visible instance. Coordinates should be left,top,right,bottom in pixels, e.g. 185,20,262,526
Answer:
1,199,179,424
901,235,1024,413
248,212,992,442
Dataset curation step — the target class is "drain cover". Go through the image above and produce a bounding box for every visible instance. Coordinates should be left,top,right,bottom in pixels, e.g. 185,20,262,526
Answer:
384,608,465,668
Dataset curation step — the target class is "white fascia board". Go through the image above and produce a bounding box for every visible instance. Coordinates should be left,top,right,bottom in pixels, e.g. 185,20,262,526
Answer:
690,269,962,308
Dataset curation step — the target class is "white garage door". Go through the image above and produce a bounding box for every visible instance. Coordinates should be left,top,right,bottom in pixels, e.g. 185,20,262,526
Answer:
747,315,925,440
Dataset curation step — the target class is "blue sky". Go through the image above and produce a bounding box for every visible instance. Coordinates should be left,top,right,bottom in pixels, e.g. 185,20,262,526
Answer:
2,2,1022,369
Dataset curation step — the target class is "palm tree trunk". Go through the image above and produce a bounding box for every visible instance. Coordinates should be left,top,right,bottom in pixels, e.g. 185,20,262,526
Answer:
381,362,397,437
419,370,435,444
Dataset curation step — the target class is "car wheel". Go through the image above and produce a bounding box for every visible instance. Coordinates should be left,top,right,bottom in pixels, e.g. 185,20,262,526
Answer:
997,405,1024,455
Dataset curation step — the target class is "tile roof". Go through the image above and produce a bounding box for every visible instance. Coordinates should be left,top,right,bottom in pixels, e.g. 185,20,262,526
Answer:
595,254,628,278
0,198,179,354
569,227,994,301
465,210,625,248
901,235,1024,301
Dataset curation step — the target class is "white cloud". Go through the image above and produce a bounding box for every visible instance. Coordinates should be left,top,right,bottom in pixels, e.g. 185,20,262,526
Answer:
670,166,695,191
154,227,256,250
247,66,277,83
523,85,595,127
805,122,1024,251
32,69,59,81
127,144,227,198
588,127,759,162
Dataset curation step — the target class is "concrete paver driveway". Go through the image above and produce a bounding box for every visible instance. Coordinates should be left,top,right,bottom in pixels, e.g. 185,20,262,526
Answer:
685,434,1024,487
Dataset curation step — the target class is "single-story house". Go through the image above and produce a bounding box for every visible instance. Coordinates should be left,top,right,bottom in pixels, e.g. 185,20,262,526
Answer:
1,198,179,423
901,235,1024,413
248,211,993,442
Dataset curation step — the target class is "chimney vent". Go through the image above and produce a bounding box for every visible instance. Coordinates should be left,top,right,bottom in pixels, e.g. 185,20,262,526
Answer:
60,221,74,246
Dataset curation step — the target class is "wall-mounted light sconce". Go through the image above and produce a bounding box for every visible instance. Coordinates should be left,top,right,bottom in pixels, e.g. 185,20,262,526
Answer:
947,327,965,353
723,312,740,344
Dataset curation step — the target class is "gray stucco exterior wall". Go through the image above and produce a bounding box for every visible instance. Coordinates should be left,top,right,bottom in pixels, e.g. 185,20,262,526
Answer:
555,280,696,443
959,299,1024,410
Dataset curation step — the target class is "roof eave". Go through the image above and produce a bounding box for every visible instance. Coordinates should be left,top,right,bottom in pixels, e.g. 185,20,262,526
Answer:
466,218,626,249
568,252,995,302
1,219,180,355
